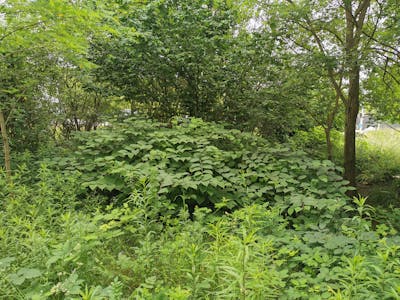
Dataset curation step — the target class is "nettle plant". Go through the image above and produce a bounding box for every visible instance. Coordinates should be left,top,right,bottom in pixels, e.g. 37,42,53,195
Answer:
50,117,349,225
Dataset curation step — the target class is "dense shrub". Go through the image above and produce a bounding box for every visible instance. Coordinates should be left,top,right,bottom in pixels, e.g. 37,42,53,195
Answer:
1,119,399,299
48,117,350,228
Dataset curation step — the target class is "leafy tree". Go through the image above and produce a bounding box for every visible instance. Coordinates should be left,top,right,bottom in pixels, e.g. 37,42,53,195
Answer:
0,0,98,177
250,0,400,193
213,31,313,139
91,0,313,140
45,67,117,138
364,69,400,124
91,0,238,120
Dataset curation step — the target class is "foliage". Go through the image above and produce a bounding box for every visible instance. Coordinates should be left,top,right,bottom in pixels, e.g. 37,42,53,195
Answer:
354,130,400,208
0,165,399,299
2,0,400,298
0,0,99,160
48,69,117,138
364,71,400,124
47,117,350,227
89,0,312,140
289,127,343,161
357,130,400,184
91,0,237,119
250,0,400,188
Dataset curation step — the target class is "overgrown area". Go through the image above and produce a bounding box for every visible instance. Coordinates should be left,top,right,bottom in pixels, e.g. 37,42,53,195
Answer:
1,0,400,299
1,119,400,299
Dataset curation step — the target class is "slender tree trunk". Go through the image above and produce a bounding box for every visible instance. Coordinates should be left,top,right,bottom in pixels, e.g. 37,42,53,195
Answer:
344,66,360,195
74,116,80,131
343,0,369,196
325,93,341,162
0,110,11,179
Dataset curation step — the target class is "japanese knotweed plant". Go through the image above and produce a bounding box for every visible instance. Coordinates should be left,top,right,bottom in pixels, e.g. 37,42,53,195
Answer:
48,117,350,226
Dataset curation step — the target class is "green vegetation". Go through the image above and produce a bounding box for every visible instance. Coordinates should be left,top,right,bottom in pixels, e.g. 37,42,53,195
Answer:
357,130,400,183
356,130,400,207
1,120,400,299
48,118,348,219
1,0,400,299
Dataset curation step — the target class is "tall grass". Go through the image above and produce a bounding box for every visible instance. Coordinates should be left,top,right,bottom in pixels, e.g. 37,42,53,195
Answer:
357,129,400,183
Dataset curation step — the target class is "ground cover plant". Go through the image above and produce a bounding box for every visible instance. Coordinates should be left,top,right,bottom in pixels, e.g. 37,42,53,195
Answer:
47,117,349,227
1,119,399,299
290,126,400,209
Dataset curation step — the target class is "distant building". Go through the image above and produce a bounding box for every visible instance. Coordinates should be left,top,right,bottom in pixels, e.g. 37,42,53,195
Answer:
357,107,377,132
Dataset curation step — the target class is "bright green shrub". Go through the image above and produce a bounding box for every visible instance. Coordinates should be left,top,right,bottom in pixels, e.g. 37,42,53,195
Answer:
48,117,350,226
3,118,398,299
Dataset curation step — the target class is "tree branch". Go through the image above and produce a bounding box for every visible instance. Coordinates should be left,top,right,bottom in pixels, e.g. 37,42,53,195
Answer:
354,0,370,42
0,21,44,43
377,64,400,86
285,0,347,104
363,31,400,57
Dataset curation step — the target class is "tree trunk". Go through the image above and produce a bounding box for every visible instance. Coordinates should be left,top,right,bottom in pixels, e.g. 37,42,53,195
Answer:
0,110,11,179
343,0,369,196
343,65,360,197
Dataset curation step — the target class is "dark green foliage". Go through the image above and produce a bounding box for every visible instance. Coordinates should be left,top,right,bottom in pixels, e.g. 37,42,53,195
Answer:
91,0,237,120
2,0,400,297
90,0,311,141
1,119,399,299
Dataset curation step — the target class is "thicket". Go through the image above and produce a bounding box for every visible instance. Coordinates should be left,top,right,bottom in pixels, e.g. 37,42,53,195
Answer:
2,1,400,297
1,119,399,299
47,118,349,225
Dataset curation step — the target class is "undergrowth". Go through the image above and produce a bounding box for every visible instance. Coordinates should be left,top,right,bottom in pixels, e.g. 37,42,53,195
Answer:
357,129,400,183
290,126,400,207
0,166,399,299
1,119,399,299
46,117,350,227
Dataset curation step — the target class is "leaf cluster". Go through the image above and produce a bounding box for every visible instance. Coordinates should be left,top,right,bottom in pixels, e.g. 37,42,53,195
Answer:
48,117,350,229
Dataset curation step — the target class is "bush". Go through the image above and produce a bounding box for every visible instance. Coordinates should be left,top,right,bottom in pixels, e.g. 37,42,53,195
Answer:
47,117,350,228
1,119,399,299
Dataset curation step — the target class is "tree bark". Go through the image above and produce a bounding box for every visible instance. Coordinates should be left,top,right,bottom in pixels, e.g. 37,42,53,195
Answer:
0,110,11,179
343,68,359,195
342,0,369,196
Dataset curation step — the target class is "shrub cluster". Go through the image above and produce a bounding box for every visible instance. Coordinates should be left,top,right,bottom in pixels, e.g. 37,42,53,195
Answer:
49,117,350,228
